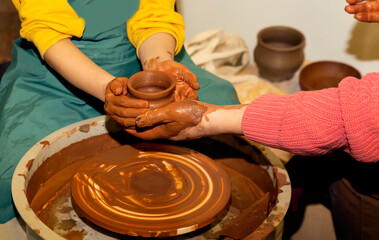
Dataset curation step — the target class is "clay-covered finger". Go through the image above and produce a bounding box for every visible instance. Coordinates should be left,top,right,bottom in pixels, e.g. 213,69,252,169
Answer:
172,68,199,90
110,105,149,118
125,126,171,140
109,78,125,95
187,89,199,100
183,71,200,90
345,1,378,13
174,84,199,101
346,0,372,4
135,109,170,128
110,115,137,128
355,11,379,21
110,81,122,95
109,95,149,108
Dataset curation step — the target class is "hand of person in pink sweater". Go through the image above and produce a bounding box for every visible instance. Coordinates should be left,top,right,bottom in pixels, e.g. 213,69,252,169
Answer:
133,73,379,162
126,100,208,140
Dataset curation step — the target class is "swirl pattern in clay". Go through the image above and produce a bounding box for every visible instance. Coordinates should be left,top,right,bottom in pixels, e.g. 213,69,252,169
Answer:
71,143,231,237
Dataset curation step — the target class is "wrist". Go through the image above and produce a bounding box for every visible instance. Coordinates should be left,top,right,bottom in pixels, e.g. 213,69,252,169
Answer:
138,33,176,68
205,105,247,136
101,76,115,102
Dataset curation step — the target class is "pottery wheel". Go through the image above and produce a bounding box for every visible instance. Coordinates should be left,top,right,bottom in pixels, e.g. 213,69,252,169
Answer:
71,143,231,237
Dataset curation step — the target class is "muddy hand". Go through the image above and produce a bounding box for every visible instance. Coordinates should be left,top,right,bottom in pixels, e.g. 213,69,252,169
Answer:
125,100,208,140
104,77,149,128
345,0,379,22
144,58,200,101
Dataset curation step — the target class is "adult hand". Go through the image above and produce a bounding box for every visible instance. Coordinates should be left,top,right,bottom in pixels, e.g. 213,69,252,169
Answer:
125,100,209,140
144,58,200,101
104,77,149,128
345,0,379,22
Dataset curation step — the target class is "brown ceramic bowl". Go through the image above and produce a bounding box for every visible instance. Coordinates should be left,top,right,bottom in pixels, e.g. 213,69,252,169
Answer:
299,61,361,91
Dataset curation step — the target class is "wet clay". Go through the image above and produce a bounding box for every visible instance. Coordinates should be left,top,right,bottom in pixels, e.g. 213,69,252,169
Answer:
27,133,276,239
71,144,231,237
135,100,207,140
220,192,270,239
143,57,199,101
127,70,176,109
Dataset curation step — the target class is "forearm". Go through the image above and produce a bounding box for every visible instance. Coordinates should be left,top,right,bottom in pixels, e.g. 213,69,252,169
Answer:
44,38,114,101
138,32,176,68
201,104,248,136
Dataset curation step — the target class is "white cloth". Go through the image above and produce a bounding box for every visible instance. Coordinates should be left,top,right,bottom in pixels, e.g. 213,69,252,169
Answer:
185,29,250,80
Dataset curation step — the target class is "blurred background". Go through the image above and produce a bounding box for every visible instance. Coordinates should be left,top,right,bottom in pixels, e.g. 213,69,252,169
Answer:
177,0,379,76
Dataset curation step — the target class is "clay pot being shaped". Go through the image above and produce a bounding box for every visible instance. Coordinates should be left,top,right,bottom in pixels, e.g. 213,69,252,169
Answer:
128,70,176,109
254,26,305,82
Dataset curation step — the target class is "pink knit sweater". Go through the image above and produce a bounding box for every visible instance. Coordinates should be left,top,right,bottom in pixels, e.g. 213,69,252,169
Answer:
242,73,379,162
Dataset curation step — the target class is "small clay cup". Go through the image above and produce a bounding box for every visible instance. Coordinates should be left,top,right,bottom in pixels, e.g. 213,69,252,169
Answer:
299,61,361,91
254,26,305,82
128,70,176,109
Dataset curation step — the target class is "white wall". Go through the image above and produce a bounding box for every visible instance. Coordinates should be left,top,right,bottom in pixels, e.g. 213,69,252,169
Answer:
177,0,379,75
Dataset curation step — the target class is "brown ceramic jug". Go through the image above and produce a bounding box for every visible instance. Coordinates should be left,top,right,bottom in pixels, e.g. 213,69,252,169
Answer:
128,70,175,109
254,26,305,82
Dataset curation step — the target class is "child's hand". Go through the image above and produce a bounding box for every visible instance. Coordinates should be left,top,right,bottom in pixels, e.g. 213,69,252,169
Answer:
104,77,149,128
144,58,200,101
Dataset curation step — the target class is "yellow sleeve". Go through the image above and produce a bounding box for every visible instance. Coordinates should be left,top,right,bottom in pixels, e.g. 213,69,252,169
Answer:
12,0,85,58
127,0,185,57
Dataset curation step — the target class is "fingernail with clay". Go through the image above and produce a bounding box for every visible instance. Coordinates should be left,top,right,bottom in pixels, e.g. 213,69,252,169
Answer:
135,117,144,126
111,85,122,95
116,86,123,94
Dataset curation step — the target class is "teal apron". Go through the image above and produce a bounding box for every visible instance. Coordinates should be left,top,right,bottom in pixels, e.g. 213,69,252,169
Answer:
0,0,239,223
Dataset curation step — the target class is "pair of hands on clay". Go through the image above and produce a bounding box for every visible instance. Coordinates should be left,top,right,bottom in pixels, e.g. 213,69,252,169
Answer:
126,100,247,140
104,59,200,129
345,0,379,22
106,75,246,140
